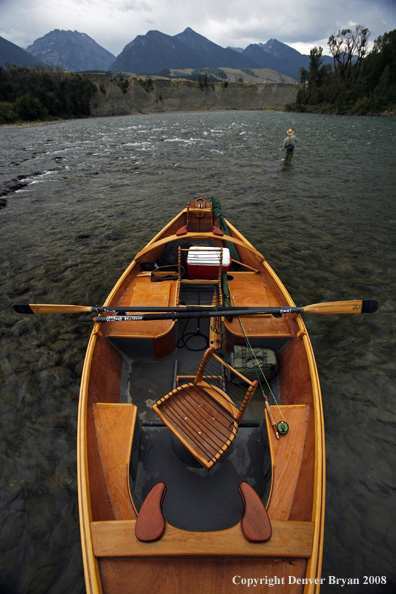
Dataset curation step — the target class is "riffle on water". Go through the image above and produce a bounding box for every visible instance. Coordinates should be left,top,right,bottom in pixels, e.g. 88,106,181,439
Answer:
1,111,395,593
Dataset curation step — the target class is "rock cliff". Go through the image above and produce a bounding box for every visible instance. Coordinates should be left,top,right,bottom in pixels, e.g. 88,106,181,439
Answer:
88,76,298,117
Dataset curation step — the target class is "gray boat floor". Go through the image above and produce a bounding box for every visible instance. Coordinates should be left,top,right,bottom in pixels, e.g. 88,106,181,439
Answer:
132,423,268,532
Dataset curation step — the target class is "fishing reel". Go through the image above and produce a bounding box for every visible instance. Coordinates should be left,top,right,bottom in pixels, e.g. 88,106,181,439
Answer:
277,421,289,435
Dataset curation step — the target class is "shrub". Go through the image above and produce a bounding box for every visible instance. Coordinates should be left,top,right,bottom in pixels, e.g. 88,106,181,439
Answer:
0,102,16,124
14,94,48,121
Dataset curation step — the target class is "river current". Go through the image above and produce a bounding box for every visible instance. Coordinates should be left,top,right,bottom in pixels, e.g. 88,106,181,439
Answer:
1,110,395,593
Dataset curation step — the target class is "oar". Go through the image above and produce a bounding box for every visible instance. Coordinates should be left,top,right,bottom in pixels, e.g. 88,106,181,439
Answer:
13,299,378,318
83,299,378,322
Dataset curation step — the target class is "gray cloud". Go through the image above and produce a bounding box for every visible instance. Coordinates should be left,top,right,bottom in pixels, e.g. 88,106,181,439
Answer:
0,0,395,56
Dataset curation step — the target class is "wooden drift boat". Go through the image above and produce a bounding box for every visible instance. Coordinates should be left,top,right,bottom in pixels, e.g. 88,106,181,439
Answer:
14,198,378,594
77,197,325,593
13,199,377,593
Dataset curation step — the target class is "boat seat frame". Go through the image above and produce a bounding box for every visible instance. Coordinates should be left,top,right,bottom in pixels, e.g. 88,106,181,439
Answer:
152,346,258,470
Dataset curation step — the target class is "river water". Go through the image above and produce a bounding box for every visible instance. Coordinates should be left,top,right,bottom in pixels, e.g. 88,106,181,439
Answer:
0,110,395,594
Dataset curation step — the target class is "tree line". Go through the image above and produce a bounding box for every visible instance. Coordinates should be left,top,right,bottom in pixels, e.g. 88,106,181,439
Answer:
294,26,396,114
0,65,96,124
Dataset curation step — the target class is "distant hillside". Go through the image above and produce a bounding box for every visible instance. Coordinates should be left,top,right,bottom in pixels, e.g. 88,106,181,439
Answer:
163,66,296,85
26,30,115,72
111,27,262,74
243,38,333,78
111,30,202,73
0,36,42,68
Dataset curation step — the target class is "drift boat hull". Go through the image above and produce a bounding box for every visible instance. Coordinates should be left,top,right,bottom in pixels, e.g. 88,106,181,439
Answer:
77,198,325,593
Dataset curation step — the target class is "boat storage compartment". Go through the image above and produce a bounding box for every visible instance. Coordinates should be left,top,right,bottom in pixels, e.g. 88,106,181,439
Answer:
187,247,230,279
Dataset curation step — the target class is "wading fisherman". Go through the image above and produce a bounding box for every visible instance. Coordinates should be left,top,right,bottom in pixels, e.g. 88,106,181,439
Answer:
283,128,297,162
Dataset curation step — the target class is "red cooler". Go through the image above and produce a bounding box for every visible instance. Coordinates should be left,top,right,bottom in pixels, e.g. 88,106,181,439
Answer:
187,247,231,279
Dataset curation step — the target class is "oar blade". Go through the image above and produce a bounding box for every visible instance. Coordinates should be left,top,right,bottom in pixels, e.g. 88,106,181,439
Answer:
303,299,378,315
13,303,92,315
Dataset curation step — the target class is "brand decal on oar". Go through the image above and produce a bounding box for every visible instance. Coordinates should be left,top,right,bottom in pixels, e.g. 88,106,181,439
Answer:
104,315,144,321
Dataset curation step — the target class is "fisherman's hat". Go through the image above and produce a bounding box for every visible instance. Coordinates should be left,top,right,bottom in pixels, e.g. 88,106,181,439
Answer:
287,128,294,135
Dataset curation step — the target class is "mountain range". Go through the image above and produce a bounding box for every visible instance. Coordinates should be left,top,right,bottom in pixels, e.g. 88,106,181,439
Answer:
0,35,42,68
1,28,333,79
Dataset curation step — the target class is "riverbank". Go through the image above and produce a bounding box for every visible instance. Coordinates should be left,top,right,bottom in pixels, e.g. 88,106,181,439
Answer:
88,77,299,117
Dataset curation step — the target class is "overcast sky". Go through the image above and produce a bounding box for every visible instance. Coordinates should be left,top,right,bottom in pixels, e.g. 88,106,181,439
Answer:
1,0,395,57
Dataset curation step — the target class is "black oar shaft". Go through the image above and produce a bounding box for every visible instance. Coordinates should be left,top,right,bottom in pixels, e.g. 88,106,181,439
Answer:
87,307,304,323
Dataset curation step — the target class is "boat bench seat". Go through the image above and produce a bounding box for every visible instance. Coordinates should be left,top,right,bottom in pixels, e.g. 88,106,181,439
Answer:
92,403,138,520
90,517,314,558
223,272,293,351
265,405,311,521
105,276,178,359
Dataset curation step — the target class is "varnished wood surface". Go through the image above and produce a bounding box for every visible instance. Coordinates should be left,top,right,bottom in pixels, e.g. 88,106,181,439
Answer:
223,272,294,338
266,406,310,521
93,403,138,520
239,482,272,542
91,518,314,558
105,276,177,339
135,483,167,543
98,557,308,594
153,383,238,470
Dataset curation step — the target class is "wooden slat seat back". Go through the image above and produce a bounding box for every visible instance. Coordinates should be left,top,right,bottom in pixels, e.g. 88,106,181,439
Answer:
92,403,138,520
152,347,258,470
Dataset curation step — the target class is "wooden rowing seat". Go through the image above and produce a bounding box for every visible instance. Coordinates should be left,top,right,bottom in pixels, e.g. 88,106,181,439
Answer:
223,272,293,351
152,347,258,470
105,275,179,358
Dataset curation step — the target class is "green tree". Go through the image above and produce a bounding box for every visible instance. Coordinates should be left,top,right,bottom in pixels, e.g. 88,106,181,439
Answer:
297,47,331,106
14,93,48,121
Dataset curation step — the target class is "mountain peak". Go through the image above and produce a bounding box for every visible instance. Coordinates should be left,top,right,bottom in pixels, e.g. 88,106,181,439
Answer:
26,29,115,71
113,28,259,74
260,38,302,59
